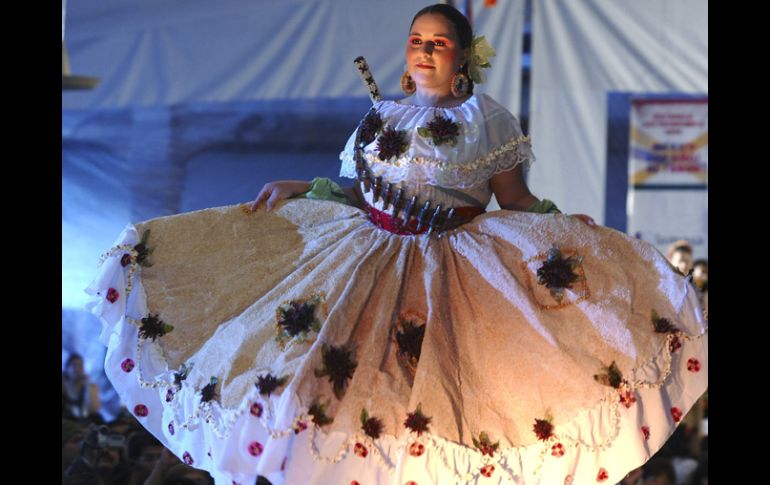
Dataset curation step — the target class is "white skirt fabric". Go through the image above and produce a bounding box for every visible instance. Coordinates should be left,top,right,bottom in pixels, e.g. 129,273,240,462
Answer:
86,199,707,485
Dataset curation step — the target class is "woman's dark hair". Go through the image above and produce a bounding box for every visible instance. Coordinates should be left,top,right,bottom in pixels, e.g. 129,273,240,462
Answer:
410,4,475,94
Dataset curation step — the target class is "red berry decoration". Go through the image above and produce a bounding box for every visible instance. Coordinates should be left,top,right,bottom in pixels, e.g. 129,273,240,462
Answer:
121,358,134,373
250,402,263,418
480,464,495,477
619,390,637,408
405,482,419,485
120,254,133,267
165,389,175,402
670,335,682,352
641,426,650,441
687,358,701,372
350,482,361,485
106,288,120,303
551,443,565,457
248,441,264,457
472,431,500,457
671,407,683,422
408,442,425,457
183,452,193,465
134,404,148,417
354,442,368,458
597,468,609,482
294,421,308,434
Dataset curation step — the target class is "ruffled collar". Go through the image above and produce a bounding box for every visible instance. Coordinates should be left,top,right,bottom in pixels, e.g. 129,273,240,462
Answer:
339,93,535,188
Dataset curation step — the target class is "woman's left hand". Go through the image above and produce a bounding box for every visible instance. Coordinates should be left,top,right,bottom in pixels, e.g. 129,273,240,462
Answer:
570,213,597,227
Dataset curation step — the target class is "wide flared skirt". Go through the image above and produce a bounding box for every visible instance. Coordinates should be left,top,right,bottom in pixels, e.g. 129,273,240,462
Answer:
87,199,707,485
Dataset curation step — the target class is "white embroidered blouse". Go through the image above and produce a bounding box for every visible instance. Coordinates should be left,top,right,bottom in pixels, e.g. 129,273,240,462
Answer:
339,93,535,209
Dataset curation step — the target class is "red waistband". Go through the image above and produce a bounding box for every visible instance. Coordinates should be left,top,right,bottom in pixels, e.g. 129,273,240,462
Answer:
364,203,485,235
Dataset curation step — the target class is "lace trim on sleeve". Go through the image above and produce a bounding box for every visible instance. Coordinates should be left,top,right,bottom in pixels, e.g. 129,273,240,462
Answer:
340,134,535,188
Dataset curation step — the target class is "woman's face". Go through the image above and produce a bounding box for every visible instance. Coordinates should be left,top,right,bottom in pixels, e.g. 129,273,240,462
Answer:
405,13,468,94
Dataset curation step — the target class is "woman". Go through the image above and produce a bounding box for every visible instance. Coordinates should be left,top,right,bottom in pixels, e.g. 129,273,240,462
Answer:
252,7,595,227
88,5,707,484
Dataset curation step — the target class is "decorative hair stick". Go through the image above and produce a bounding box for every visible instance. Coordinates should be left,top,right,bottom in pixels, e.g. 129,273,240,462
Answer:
353,56,382,104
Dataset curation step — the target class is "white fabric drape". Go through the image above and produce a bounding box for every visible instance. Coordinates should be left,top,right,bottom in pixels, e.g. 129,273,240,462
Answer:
527,0,707,221
63,0,525,111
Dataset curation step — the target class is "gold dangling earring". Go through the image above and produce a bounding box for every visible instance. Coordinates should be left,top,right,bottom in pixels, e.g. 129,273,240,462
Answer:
401,70,416,95
450,71,470,98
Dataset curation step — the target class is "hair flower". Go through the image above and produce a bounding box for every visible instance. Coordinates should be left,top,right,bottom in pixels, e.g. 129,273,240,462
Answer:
468,35,496,84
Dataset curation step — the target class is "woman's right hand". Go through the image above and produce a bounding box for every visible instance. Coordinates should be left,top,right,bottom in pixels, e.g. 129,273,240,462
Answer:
249,180,312,212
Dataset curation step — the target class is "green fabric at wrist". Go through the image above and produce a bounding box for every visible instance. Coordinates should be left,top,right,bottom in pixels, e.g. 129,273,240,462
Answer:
526,199,562,214
295,177,351,205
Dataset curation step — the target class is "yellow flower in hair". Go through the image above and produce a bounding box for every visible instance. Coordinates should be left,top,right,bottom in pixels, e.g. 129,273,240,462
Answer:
468,36,496,84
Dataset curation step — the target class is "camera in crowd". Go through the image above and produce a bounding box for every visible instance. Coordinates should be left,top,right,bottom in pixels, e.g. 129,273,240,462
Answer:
85,425,126,450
